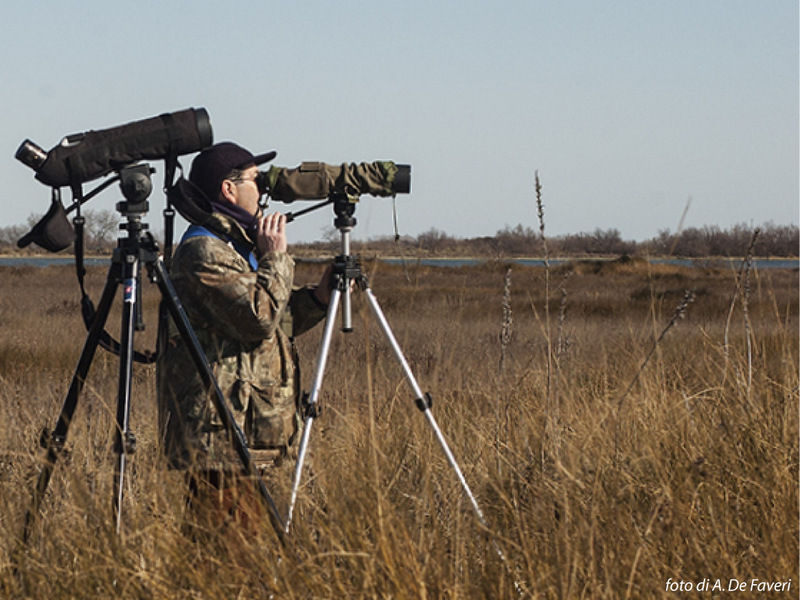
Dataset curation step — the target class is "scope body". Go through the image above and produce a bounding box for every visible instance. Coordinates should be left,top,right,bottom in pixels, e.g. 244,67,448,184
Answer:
261,161,410,203
16,107,212,187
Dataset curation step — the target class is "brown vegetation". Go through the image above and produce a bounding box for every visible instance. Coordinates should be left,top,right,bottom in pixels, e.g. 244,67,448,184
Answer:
2,214,797,259
0,258,797,598
294,222,798,259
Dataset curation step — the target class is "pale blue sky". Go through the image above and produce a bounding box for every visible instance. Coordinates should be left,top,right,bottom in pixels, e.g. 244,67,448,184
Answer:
1,1,797,244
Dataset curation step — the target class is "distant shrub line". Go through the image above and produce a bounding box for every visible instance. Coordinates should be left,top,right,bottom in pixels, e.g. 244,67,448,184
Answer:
299,222,798,258
1,211,796,258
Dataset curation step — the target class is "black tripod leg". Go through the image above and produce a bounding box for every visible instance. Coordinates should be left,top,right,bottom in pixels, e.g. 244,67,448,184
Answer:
112,255,139,534
150,257,287,542
22,263,120,543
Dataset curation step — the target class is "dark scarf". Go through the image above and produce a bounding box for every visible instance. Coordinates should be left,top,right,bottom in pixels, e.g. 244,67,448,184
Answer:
210,200,259,236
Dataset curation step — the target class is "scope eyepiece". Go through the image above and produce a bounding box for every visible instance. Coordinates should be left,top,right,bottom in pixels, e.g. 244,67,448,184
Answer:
255,170,270,195
15,140,49,172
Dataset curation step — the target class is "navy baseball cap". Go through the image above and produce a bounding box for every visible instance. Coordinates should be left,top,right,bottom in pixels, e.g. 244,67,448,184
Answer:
189,142,276,201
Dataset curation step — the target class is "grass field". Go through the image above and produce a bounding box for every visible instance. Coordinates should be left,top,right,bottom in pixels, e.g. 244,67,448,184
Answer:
0,257,797,598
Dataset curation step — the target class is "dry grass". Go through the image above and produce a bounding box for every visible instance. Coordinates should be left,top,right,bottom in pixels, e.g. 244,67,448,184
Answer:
0,259,797,598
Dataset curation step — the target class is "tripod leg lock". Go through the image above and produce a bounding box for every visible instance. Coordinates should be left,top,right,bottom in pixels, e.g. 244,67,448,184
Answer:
414,393,433,412
301,392,320,419
125,431,137,454
114,431,137,454
40,428,67,451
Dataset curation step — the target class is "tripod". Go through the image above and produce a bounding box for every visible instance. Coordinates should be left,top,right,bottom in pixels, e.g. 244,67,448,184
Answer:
284,196,489,535
21,164,286,543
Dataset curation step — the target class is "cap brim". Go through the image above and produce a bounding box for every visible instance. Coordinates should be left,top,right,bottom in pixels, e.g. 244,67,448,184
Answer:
246,150,277,168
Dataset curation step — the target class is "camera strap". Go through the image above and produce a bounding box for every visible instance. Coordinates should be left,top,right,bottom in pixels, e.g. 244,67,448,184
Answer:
162,156,180,269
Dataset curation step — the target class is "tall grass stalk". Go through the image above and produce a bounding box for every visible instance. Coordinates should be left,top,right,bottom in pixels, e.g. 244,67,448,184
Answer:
499,267,513,375
534,172,561,465
614,289,696,459
723,227,760,395
551,282,569,434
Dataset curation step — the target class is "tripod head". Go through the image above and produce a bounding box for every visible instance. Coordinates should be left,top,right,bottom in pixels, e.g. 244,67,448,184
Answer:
332,192,357,230
116,164,155,241
118,164,153,214
329,193,362,333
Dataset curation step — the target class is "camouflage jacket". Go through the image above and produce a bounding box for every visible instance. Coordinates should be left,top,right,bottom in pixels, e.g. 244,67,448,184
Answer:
156,212,326,471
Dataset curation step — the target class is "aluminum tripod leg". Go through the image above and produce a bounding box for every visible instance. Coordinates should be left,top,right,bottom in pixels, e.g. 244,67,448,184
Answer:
285,282,488,532
364,286,524,594
285,287,342,532
361,288,489,527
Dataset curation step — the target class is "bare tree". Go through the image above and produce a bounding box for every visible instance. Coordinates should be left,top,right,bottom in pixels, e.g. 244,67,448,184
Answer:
83,209,120,252
417,227,451,252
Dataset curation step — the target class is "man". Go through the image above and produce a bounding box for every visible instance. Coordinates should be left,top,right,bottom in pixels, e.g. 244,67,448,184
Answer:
157,142,330,530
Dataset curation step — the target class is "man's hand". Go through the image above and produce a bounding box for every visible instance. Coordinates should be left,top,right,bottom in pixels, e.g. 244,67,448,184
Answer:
256,212,287,256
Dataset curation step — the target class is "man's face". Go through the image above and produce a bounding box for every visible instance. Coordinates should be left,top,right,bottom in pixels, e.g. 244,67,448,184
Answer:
227,165,262,217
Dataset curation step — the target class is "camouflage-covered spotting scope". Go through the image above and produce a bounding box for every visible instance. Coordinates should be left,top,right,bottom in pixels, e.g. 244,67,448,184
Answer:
256,160,410,224
168,159,410,227
257,160,410,204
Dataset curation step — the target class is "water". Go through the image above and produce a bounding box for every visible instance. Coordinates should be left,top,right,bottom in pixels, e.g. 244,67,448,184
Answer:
380,257,799,270
1,256,797,270
0,256,108,267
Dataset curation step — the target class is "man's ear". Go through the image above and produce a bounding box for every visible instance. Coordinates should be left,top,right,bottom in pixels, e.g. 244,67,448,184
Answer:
220,179,238,204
